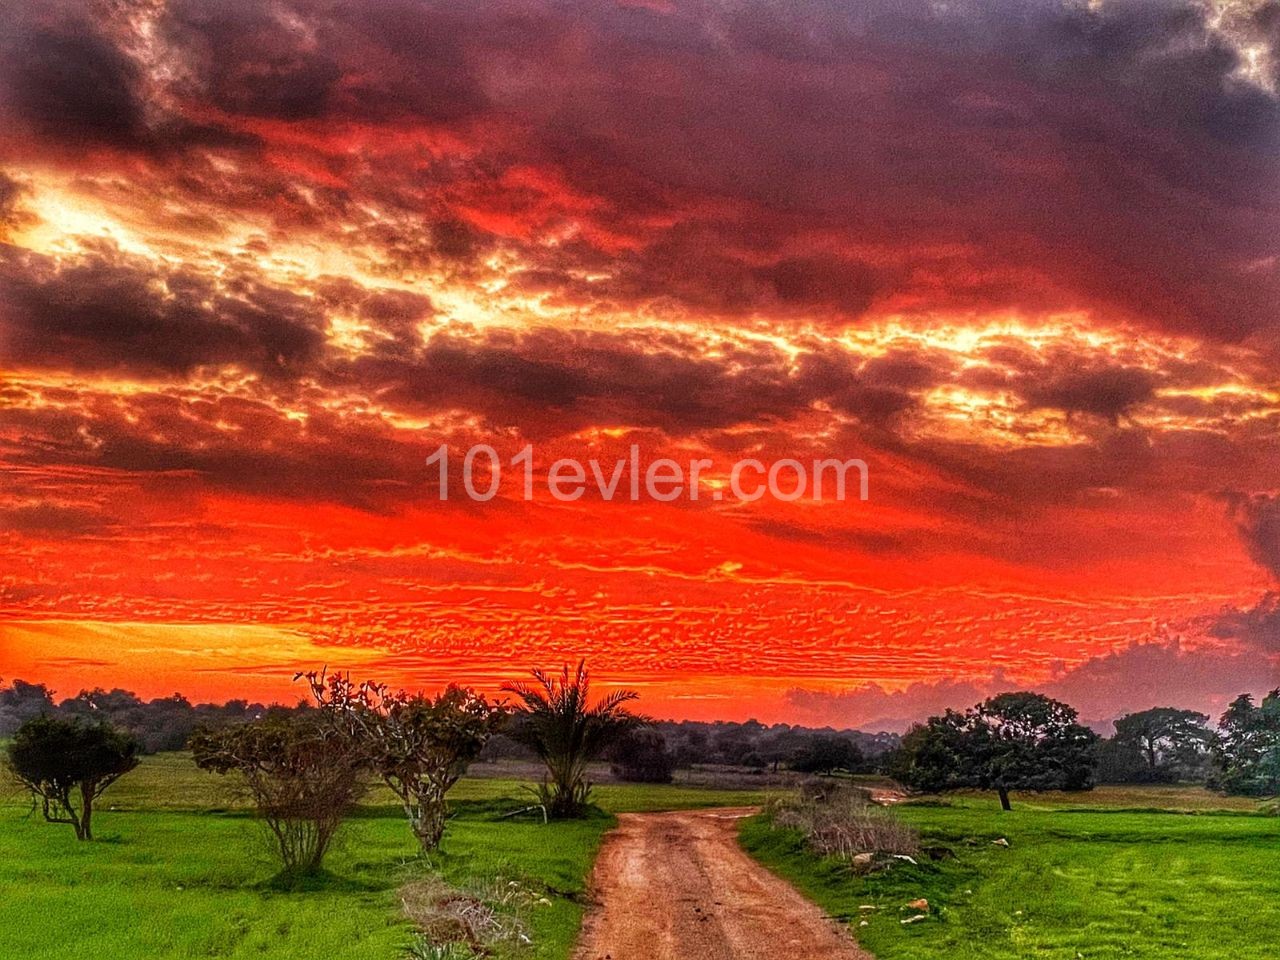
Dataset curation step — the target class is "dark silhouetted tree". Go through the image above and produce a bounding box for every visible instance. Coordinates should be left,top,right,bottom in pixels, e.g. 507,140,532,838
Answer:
7,716,139,840
789,735,865,776
1111,707,1212,782
1213,690,1280,797
609,728,675,783
897,692,1098,810
0,679,56,735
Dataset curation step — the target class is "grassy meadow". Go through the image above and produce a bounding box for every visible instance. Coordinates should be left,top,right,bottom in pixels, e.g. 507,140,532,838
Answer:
0,753,765,960
741,786,1280,960
5,753,1276,960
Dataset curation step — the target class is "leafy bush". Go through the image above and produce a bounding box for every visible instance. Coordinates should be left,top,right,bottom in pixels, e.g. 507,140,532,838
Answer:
302,672,504,851
190,714,366,876
609,728,675,783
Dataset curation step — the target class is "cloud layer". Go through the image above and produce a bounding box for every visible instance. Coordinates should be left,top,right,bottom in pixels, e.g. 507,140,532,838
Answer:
1,0,1278,717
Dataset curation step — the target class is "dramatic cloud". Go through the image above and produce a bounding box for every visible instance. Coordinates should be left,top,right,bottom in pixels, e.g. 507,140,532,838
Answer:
1210,593,1280,653
0,245,327,376
1,0,1278,716
1225,492,1280,580
787,640,1278,731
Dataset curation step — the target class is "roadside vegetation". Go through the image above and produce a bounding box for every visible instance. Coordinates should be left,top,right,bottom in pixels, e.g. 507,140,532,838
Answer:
743,787,1280,960
741,688,1280,960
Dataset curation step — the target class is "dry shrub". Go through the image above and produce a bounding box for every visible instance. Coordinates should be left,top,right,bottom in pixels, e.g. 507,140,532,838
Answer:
772,781,918,860
401,874,536,958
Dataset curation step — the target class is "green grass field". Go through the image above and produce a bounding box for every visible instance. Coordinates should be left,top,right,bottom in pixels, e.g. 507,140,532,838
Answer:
0,754,766,960
741,787,1279,960
6,755,1275,960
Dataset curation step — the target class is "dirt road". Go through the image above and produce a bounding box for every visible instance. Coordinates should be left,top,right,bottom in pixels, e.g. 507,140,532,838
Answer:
573,807,871,960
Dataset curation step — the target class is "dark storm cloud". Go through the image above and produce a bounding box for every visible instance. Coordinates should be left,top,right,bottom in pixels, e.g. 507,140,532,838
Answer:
793,347,955,423
158,0,486,124
0,13,149,150
338,327,809,434
0,244,327,377
1202,493,1280,651
0,392,434,512
1224,491,1280,580
0,2,260,155
0,502,114,536
4,0,1275,334
455,0,1280,334
1210,593,1280,652
1020,366,1161,420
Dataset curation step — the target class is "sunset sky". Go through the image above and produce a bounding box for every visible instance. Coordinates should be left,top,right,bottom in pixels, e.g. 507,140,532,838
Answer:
1,0,1278,730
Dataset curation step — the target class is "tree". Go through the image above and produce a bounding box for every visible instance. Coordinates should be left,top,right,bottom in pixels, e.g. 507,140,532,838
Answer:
190,713,366,876
303,673,504,850
0,678,56,736
504,662,642,818
1111,707,1212,783
789,735,865,776
898,692,1099,810
7,716,139,840
61,687,200,754
1213,690,1280,797
609,728,675,783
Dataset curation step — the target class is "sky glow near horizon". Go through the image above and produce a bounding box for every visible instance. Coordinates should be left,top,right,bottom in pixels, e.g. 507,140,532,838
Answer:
1,0,1278,729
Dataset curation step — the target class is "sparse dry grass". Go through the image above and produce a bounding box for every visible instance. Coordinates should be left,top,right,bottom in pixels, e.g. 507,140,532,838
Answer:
401,873,538,958
769,780,918,861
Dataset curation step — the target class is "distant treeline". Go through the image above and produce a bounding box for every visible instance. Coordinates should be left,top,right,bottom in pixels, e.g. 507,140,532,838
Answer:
3,677,1276,796
0,680,308,753
0,678,898,774
486,718,902,777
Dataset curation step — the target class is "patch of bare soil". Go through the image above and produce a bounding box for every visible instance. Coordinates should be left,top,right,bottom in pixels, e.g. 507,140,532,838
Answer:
573,807,871,960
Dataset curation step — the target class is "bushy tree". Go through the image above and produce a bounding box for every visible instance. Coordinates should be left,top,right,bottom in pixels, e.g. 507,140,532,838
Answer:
1110,707,1212,783
897,692,1098,810
609,728,675,783
61,688,201,753
0,678,55,735
7,716,139,840
303,673,503,850
190,713,365,876
1213,690,1280,797
789,735,865,776
504,662,641,818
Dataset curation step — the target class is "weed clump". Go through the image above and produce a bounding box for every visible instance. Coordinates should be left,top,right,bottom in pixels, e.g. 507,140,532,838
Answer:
401,874,537,958
770,781,919,864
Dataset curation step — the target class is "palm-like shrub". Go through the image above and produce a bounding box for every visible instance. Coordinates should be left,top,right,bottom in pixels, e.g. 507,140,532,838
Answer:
503,662,641,818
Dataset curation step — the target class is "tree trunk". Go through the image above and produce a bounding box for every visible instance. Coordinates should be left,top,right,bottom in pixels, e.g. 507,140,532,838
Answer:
409,778,449,852
80,783,95,841
413,801,446,851
997,786,1012,811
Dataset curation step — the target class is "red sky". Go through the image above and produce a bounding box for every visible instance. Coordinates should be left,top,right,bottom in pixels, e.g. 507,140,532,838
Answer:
1,0,1278,729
